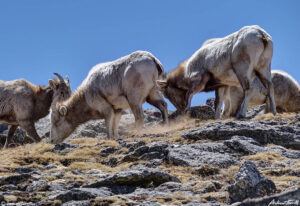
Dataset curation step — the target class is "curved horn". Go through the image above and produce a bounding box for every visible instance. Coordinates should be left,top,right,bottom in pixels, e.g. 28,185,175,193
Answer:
54,73,64,83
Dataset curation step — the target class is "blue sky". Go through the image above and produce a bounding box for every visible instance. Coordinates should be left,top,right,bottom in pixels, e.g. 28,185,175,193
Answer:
0,0,299,110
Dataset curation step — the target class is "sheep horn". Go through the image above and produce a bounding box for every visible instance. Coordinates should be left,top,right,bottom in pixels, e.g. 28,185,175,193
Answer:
54,73,64,83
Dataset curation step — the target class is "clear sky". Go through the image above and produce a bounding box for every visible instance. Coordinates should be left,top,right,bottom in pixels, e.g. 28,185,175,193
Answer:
0,0,299,110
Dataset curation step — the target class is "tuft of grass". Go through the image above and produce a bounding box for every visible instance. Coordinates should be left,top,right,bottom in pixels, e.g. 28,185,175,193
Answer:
244,152,284,162
68,161,104,171
4,195,18,203
91,196,127,206
70,137,100,146
192,164,220,177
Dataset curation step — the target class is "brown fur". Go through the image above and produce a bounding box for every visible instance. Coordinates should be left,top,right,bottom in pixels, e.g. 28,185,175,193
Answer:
158,26,275,119
0,76,71,148
50,51,168,143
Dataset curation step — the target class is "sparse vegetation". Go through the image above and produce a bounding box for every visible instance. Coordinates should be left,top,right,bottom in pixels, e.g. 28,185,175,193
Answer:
0,111,299,205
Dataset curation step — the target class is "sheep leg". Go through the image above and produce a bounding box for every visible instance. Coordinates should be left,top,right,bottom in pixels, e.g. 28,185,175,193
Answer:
104,109,114,139
215,86,229,119
130,105,144,129
146,89,168,125
255,69,277,115
112,109,122,139
127,92,144,129
185,73,211,112
223,97,232,117
19,121,41,143
3,125,17,149
233,63,253,119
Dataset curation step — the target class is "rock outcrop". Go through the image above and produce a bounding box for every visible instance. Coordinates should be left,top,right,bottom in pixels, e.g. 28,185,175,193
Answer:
0,106,299,205
228,160,276,203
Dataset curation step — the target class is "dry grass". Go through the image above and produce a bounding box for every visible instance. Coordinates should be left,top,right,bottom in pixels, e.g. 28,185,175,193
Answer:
159,165,194,182
244,152,284,162
149,193,200,205
91,196,128,206
253,112,298,122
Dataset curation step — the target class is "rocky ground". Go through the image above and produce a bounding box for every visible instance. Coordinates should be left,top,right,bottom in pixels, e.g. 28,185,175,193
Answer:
0,103,300,206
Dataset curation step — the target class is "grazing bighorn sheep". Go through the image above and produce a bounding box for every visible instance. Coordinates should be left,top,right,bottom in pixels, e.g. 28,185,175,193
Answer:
219,70,300,117
157,25,276,118
0,73,71,148
50,51,168,143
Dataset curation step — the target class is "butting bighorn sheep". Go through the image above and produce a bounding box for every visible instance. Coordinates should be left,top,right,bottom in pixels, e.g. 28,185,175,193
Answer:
157,25,276,118
50,51,168,143
0,73,71,148
218,70,300,117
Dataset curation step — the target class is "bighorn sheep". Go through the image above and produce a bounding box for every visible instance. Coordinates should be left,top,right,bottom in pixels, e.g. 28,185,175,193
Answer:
0,73,71,148
157,25,276,118
50,51,168,143
219,70,300,117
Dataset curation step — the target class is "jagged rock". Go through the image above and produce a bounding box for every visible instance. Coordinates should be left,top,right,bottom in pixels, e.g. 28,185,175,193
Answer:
52,143,78,151
169,105,215,120
145,159,164,167
48,182,68,191
224,136,265,155
52,188,113,203
83,165,180,188
0,174,31,186
3,203,36,206
234,188,300,206
0,127,33,147
43,164,58,170
12,167,35,174
154,182,182,192
224,136,300,159
61,200,90,206
122,142,169,162
100,147,116,157
0,124,8,133
144,108,162,123
125,141,146,152
167,143,237,168
0,184,18,191
246,104,267,119
206,98,216,110
132,145,149,156
26,180,49,192
148,141,169,153
228,160,276,203
182,121,300,150
140,152,165,160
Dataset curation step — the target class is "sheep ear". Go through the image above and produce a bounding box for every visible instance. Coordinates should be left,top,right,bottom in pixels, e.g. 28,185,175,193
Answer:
59,105,68,116
48,79,57,90
156,80,168,89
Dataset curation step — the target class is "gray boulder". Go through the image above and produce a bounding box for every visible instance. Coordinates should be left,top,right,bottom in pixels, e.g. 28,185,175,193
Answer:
169,105,215,120
62,201,90,206
0,173,31,186
167,143,237,168
233,187,300,206
26,180,49,192
122,142,169,162
0,124,8,133
206,98,216,110
228,160,276,203
182,121,300,150
83,165,180,188
52,188,113,203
